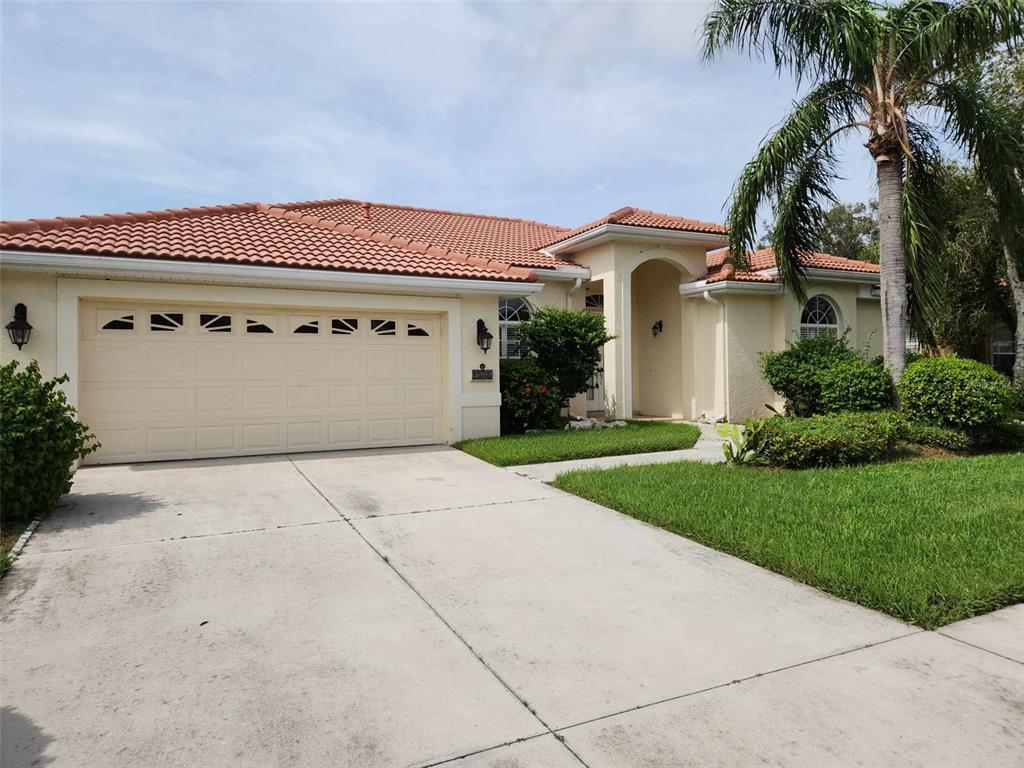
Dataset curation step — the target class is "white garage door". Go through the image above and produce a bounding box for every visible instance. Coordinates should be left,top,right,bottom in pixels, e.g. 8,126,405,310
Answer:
79,301,445,464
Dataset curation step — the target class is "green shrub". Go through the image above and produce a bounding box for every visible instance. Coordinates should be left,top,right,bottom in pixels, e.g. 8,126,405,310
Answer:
499,359,562,435
1,361,99,525
818,358,894,413
747,411,906,468
1010,380,1024,419
898,356,1012,431
971,420,1024,452
902,421,971,452
760,332,859,416
519,307,613,408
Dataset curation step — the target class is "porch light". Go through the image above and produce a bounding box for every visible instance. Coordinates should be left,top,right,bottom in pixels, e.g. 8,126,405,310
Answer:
476,319,493,353
651,320,663,338
5,303,32,350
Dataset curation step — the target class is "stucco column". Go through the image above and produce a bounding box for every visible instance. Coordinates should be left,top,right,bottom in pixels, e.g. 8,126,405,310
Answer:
598,270,631,419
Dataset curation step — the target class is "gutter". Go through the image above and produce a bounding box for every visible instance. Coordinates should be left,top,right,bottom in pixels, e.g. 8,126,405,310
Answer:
542,223,727,257
679,279,783,297
531,265,591,281
0,250,545,296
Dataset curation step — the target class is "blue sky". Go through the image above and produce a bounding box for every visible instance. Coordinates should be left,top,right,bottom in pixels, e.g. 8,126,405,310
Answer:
1,1,878,227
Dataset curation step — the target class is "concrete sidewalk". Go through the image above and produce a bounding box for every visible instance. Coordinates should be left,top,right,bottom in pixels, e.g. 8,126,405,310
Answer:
506,421,726,482
2,446,1021,768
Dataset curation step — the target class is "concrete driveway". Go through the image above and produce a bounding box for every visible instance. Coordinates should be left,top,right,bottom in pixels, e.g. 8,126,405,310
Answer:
2,446,1021,768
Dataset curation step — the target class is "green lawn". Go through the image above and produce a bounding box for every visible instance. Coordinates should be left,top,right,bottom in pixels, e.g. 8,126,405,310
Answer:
456,421,701,467
553,453,1024,628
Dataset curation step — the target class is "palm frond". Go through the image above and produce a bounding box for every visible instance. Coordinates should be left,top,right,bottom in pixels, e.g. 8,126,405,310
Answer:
770,146,842,302
891,0,1024,84
901,123,947,345
701,0,879,83
931,75,1024,246
725,78,863,265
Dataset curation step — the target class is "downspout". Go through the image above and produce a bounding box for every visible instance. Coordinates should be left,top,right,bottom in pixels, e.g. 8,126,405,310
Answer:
701,290,729,422
567,277,582,308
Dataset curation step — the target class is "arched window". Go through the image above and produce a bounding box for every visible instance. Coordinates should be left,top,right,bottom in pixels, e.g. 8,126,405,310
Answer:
498,297,531,358
799,295,838,339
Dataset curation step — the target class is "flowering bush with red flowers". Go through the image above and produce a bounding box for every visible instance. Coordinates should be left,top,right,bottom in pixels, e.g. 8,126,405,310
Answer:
499,359,562,435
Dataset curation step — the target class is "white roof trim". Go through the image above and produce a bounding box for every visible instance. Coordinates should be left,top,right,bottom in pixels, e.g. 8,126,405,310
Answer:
679,279,783,297
542,223,727,256
760,267,881,285
0,250,544,296
531,265,591,281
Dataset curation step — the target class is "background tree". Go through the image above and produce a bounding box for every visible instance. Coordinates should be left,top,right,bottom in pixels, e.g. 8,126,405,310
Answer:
913,161,1012,354
761,201,879,261
983,49,1024,381
702,0,1024,382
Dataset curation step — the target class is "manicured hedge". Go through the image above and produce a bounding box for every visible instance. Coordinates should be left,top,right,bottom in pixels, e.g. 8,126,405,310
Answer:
898,356,1012,431
748,411,906,468
818,358,894,413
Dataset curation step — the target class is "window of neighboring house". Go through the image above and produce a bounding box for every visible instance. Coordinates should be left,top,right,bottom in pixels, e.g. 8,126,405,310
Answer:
799,295,838,339
906,332,921,354
498,297,531,359
991,323,1015,377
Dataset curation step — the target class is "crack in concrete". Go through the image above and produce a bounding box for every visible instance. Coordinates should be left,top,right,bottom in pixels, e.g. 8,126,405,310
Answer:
286,456,591,768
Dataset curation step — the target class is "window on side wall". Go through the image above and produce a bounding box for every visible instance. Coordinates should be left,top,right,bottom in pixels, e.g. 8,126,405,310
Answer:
498,297,531,359
991,324,1015,377
799,295,838,339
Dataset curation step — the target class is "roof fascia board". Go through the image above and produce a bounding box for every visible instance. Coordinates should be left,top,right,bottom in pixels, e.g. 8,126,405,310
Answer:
543,223,727,256
760,267,881,285
530,266,592,281
679,279,783,297
0,250,544,296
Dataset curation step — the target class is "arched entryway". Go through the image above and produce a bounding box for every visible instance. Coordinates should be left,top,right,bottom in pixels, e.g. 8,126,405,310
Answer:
630,259,685,417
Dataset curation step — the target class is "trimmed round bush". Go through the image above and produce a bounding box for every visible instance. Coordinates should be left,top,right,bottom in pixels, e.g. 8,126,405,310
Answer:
747,411,906,468
818,359,894,413
1,361,99,524
499,358,562,435
760,333,858,416
898,356,1012,431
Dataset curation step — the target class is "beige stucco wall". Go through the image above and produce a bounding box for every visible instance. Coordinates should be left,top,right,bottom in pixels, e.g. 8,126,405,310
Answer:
1,269,60,379
0,267,509,444
722,282,883,420
631,259,683,417
681,295,727,421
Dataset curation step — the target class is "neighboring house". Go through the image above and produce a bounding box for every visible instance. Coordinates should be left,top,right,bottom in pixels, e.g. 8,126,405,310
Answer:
0,199,881,464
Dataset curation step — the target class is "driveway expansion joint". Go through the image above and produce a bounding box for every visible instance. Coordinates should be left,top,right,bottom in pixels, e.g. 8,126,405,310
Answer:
286,456,590,767
935,629,1024,666
549,629,925,735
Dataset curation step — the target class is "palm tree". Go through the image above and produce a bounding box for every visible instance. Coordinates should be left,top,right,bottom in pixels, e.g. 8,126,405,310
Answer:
702,0,1024,381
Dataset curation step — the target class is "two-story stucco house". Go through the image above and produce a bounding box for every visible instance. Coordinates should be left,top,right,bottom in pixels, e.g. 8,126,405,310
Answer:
0,198,881,464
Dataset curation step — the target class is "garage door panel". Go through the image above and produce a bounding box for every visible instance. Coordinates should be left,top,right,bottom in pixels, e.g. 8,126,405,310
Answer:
146,386,193,417
81,302,445,464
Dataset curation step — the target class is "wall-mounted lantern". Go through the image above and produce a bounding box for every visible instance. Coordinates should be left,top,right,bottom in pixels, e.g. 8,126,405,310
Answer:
476,319,493,353
651,320,663,338
5,303,32,350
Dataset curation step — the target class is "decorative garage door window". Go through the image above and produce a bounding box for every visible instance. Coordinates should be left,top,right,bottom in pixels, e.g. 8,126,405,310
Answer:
407,322,431,337
291,317,320,334
331,318,359,335
799,296,838,339
150,312,185,332
200,313,232,333
498,297,531,358
246,315,276,334
99,311,135,331
371,319,397,336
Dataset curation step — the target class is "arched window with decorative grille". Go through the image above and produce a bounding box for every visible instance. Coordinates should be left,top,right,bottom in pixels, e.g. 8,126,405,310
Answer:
799,295,839,339
498,297,532,358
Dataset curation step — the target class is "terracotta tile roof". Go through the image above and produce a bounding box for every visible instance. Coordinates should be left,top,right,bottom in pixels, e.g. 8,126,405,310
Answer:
0,203,536,283
542,206,729,249
278,198,572,269
703,247,880,283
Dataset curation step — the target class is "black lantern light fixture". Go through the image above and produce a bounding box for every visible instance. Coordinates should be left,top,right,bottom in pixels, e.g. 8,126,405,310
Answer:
476,319,493,353
651,320,663,338
6,303,32,350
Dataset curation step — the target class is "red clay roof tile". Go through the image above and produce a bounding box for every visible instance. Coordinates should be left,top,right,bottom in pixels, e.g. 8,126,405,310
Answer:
703,247,880,283
542,206,729,248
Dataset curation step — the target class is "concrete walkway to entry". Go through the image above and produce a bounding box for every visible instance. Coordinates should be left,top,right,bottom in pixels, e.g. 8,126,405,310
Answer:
507,421,726,482
2,445,1021,768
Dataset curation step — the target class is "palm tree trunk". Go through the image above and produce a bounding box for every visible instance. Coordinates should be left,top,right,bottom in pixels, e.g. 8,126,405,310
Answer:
876,156,908,381
1004,244,1024,383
